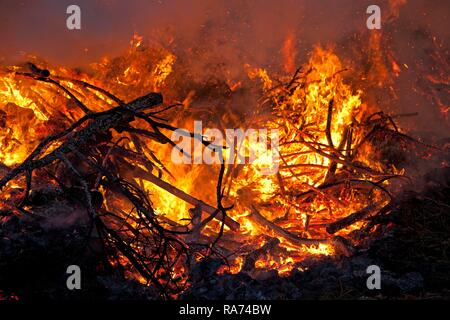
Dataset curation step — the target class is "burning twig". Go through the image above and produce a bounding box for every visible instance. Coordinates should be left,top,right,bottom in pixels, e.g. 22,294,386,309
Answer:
325,99,335,149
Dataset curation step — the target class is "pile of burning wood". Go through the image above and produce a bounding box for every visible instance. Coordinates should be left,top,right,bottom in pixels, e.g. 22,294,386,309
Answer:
0,42,442,299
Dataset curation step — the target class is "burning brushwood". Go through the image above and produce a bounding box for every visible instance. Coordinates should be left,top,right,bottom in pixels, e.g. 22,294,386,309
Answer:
0,40,440,298
0,65,240,295
0,67,239,229
217,49,438,273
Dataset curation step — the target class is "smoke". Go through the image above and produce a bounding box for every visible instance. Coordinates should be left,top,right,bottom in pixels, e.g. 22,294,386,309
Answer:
1,0,445,66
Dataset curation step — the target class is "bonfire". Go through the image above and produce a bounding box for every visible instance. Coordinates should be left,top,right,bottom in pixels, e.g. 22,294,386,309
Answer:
0,7,448,300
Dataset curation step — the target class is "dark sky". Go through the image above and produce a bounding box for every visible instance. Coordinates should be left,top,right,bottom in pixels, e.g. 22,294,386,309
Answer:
0,0,448,66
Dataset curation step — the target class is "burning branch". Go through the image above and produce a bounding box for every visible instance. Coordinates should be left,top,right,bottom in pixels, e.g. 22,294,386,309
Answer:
133,169,240,232
326,202,393,234
249,206,353,257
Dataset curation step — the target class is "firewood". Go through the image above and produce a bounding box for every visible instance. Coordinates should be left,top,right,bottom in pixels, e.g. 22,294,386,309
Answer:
131,168,240,232
326,202,392,234
249,206,353,256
